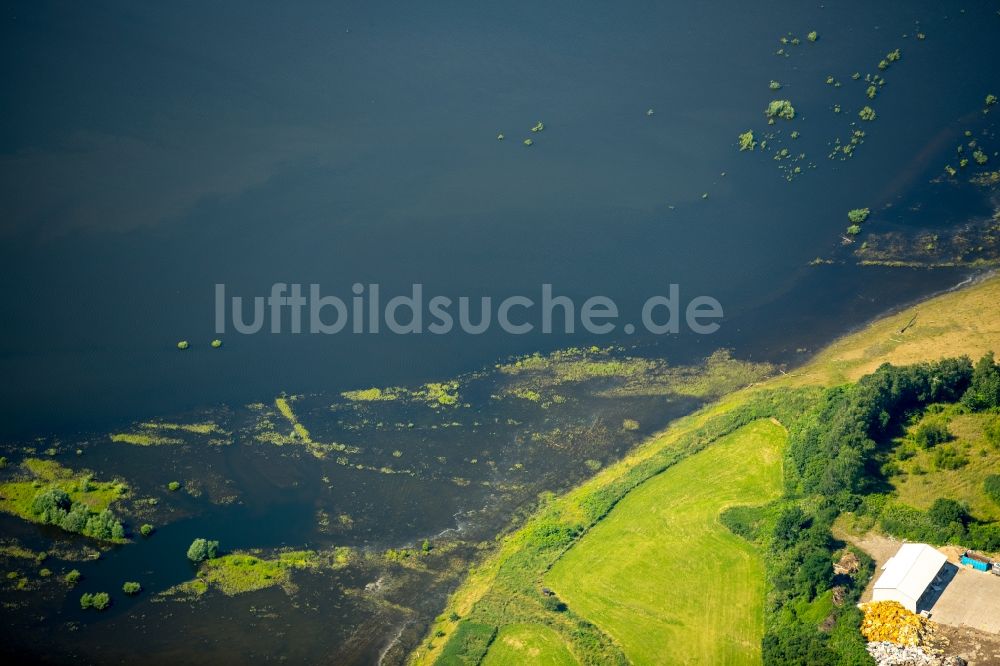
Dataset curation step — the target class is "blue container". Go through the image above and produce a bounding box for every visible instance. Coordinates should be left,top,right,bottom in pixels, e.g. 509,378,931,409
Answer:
961,555,990,571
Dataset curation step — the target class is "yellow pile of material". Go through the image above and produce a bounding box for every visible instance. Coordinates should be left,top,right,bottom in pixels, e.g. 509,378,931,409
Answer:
859,601,940,648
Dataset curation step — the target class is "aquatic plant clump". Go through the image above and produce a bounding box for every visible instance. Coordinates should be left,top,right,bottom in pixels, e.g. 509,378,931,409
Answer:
769,80,782,90
859,106,876,121
847,208,870,224
341,387,402,402
80,592,111,610
176,341,189,350
765,100,795,121
738,130,756,151
211,339,222,348
807,31,818,42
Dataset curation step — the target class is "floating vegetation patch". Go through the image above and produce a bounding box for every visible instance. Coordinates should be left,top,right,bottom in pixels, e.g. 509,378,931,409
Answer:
339,382,460,409
341,387,404,402
764,99,796,122
412,381,461,407
110,433,183,446
251,396,358,458
971,171,1000,187
855,217,1000,268
111,420,230,446
139,421,224,435
496,347,774,400
162,547,355,599
828,129,867,161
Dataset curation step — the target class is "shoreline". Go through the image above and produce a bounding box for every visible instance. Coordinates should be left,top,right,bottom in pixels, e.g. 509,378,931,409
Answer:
408,272,1000,664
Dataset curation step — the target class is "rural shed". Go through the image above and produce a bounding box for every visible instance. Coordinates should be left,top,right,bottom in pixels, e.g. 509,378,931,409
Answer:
872,543,947,612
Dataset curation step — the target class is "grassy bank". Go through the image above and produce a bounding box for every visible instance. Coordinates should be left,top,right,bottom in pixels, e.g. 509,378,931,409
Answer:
481,624,577,665
782,273,1000,387
411,274,1000,665
546,419,786,665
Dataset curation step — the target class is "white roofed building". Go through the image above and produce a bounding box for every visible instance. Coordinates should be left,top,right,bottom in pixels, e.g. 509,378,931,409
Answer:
872,543,947,612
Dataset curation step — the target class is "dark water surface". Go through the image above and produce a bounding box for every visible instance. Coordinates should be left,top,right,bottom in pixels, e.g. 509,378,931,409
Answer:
2,0,995,439
1,0,999,663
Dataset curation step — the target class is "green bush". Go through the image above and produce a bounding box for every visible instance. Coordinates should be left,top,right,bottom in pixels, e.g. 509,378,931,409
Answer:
139,524,154,537
914,420,951,448
933,445,968,470
720,503,777,543
879,502,961,544
436,621,497,665
847,208,870,224
186,538,219,563
765,100,796,121
962,353,1000,411
984,475,1000,507
928,498,968,528
167,481,181,491
80,592,111,610
967,522,1000,551
64,569,81,585
986,416,1000,447
122,581,141,595
29,487,125,541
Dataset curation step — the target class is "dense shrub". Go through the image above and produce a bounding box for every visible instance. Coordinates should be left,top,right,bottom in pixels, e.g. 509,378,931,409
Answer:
29,488,125,541
80,592,111,610
962,353,1000,411
985,475,1000,507
986,416,1000,447
967,522,1000,551
914,420,951,448
763,625,835,666
720,503,780,544
786,358,973,507
928,498,969,528
436,621,496,665
186,538,219,563
933,445,968,470
122,581,141,595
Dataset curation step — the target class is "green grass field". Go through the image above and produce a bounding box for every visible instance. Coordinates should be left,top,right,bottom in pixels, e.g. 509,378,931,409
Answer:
545,420,786,665
891,411,1000,522
481,624,578,666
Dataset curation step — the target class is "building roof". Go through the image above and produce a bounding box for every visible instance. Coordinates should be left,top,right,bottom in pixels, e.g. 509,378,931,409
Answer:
874,543,947,603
